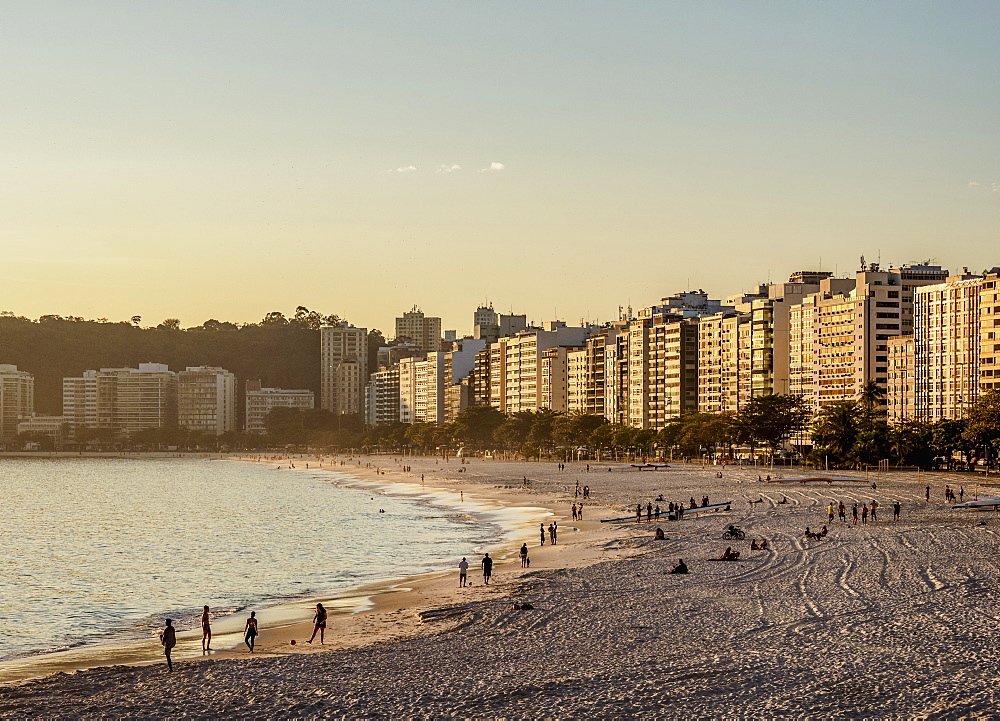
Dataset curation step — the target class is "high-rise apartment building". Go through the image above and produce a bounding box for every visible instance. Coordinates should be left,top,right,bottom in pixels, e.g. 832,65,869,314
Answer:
177,366,236,436
914,272,984,421
786,264,947,412
981,270,1000,394
366,367,401,426
244,381,314,433
320,326,368,416
488,322,597,414
0,365,34,443
395,307,442,354
63,364,177,437
886,336,915,423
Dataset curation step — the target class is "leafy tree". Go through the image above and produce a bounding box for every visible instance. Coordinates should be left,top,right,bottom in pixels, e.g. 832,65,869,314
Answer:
737,395,810,455
453,406,505,448
810,401,859,467
964,390,1000,469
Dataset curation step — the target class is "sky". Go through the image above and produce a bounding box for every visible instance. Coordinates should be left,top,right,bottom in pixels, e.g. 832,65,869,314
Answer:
2,1,999,336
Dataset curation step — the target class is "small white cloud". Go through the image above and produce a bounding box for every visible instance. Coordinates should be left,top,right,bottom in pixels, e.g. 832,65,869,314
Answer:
436,164,461,173
387,165,417,173
480,161,505,172
968,181,981,187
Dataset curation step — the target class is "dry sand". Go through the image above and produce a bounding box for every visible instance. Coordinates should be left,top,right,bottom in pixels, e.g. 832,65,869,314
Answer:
2,455,999,718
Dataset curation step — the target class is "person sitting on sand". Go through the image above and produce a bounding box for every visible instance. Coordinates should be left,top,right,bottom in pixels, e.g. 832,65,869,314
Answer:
778,496,788,504
669,559,688,574
719,547,735,560
750,539,759,550
654,527,665,540
759,539,768,550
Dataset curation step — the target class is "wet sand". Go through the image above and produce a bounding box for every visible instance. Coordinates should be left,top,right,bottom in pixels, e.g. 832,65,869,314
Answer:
3,455,999,717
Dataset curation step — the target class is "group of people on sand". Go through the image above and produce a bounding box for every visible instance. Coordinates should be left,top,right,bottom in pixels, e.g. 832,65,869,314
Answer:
944,485,964,503
636,503,662,522
158,605,265,671
824,499,902,526
570,502,585,520
541,521,558,544
458,553,496,586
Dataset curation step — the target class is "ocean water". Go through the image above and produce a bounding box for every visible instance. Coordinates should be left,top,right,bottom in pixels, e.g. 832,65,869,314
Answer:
0,457,508,665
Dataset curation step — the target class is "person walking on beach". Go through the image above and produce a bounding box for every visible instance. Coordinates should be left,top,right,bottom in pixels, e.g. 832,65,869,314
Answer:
160,618,176,671
244,611,258,653
459,557,469,586
636,504,642,523
308,603,327,644
893,501,901,521
827,503,835,522
926,485,930,502
201,605,212,652
519,544,529,568
540,523,546,546
960,487,965,502
482,553,493,585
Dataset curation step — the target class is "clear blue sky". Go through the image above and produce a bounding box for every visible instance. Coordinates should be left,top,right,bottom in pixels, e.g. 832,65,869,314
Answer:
2,1,998,335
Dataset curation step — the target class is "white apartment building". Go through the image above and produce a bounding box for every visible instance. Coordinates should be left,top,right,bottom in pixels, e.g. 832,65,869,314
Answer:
177,366,236,436
320,326,368,416
398,357,419,424
565,347,588,413
914,272,984,421
63,364,177,437
489,322,598,414
244,381,314,433
0,365,34,443
395,339,485,424
366,367,400,426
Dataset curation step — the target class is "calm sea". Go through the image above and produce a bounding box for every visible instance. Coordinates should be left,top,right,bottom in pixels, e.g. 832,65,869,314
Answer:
0,457,512,666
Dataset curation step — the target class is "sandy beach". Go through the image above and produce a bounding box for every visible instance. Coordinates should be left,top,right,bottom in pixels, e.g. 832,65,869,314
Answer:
2,454,1000,717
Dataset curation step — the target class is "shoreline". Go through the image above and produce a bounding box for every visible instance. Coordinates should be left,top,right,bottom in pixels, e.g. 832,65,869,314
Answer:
0,455,568,684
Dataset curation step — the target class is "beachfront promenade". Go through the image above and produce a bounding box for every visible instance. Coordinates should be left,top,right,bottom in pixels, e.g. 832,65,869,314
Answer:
2,455,998,717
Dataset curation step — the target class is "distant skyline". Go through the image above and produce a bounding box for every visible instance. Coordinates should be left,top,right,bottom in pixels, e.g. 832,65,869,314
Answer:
2,1,998,336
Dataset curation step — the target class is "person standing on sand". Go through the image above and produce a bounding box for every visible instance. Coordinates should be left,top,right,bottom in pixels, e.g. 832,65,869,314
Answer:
459,557,469,586
827,503,835,522
540,523,546,546
852,504,858,526
201,605,212,652
571,503,577,521
861,504,868,525
870,500,879,522
482,553,493,584
893,501,901,521
577,503,584,520
926,485,930,502
838,501,846,523
552,521,558,545
519,544,529,568
308,603,328,644
244,611,258,653
160,618,176,671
